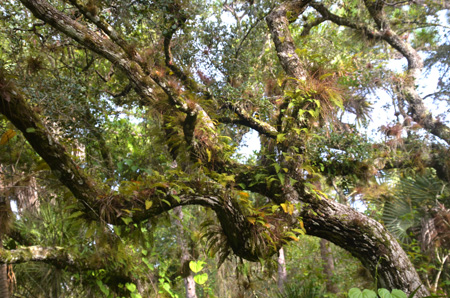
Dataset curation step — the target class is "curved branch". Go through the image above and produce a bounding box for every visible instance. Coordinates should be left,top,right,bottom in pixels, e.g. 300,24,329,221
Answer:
265,1,430,295
300,16,326,36
18,0,223,167
299,194,429,296
310,1,450,145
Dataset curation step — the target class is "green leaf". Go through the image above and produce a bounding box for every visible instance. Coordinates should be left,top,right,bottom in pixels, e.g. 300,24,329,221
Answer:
67,210,84,219
206,148,212,162
378,288,391,298
277,172,285,185
131,293,142,298
121,217,133,225
273,163,281,173
391,289,407,298
85,225,95,238
189,260,205,273
125,282,137,293
194,273,208,285
145,200,152,210
348,288,377,298
142,258,154,270
276,133,286,144
162,282,171,292
161,199,171,206
362,289,377,298
25,127,36,133
96,280,110,296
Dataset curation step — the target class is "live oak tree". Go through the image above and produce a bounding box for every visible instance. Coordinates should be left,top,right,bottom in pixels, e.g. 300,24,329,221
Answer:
0,0,449,296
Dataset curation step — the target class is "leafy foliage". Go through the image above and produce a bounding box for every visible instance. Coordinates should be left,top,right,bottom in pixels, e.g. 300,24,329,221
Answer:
0,0,449,297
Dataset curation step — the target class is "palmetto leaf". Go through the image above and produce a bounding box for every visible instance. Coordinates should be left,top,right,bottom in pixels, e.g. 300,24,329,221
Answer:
382,172,447,243
382,199,415,242
396,174,445,206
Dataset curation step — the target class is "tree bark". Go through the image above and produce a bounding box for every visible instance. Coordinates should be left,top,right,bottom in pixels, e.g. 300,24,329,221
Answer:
266,2,430,295
173,207,197,298
0,1,432,296
277,247,287,292
319,239,338,294
299,195,428,296
0,242,9,298
0,264,9,298
265,0,312,81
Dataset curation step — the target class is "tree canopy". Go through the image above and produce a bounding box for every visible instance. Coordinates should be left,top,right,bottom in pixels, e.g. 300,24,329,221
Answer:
0,0,449,297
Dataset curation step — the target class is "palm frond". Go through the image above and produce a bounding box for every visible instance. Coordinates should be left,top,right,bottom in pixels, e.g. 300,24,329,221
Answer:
383,171,448,246
396,173,445,206
382,199,415,242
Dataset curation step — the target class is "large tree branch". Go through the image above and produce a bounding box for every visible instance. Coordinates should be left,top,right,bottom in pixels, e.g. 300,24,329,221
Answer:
18,0,158,106
67,0,140,63
266,0,312,80
0,245,134,294
0,246,77,267
0,68,287,262
264,1,430,295
18,0,225,171
19,0,201,117
299,193,429,295
310,1,450,145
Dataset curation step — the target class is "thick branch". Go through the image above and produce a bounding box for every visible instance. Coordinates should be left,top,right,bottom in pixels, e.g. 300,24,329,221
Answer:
0,246,76,267
221,102,278,138
310,2,383,39
18,0,221,167
0,245,133,293
0,70,100,214
67,0,142,63
299,194,429,296
264,1,430,295
311,1,450,145
266,0,312,80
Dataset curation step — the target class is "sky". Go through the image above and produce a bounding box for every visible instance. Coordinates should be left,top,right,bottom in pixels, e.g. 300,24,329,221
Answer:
236,9,450,160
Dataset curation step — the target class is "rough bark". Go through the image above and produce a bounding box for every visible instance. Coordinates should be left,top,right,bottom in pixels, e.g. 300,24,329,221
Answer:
0,243,9,298
266,2,430,295
299,195,428,296
311,1,450,145
0,1,432,296
319,239,338,294
266,0,312,80
0,246,76,266
0,264,8,298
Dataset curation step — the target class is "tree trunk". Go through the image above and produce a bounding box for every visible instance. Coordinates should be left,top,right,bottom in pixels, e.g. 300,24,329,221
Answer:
173,207,197,298
0,264,9,298
184,274,197,298
1,1,431,296
0,241,9,298
277,247,287,292
319,239,338,294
